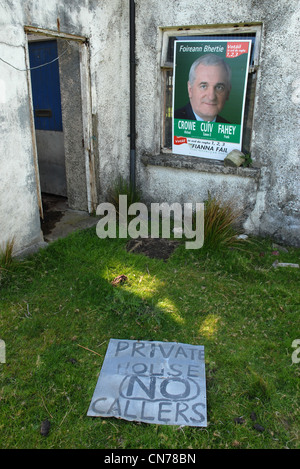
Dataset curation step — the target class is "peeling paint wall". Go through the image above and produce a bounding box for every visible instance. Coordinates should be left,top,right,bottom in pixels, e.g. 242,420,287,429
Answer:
134,0,300,246
0,15,44,254
0,0,129,254
0,0,299,255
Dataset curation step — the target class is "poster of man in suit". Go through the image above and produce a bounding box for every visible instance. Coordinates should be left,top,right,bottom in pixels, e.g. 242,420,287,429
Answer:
172,40,251,160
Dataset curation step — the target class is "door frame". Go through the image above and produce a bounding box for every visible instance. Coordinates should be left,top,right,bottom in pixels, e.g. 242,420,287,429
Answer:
24,26,97,216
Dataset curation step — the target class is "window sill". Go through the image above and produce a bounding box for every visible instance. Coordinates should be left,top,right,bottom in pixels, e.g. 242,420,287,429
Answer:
141,152,261,180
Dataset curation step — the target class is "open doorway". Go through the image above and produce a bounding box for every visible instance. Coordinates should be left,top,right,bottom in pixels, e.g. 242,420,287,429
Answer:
28,39,67,200
28,38,67,237
26,28,97,239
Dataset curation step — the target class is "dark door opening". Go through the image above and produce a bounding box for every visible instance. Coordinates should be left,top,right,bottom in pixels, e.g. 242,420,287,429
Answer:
28,39,67,199
40,193,67,237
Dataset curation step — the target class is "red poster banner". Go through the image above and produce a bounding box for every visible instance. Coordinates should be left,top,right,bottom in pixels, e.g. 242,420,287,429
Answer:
226,42,249,58
174,136,188,145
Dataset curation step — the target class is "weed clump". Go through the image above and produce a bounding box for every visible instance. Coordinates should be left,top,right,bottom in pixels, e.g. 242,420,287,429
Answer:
202,193,242,250
0,237,15,268
0,238,15,271
107,175,141,213
0,238,15,286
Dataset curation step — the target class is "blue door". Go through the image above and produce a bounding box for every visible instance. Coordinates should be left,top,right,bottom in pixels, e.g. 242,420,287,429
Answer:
28,40,67,197
29,40,63,131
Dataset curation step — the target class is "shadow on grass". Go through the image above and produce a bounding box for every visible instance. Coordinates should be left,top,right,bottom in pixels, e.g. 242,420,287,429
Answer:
1,227,299,448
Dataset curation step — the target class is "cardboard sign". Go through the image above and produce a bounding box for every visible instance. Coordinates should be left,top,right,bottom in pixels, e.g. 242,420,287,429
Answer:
87,339,207,427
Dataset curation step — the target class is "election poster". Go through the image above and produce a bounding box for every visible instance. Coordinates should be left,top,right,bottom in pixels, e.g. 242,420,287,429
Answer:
87,339,207,427
172,40,251,160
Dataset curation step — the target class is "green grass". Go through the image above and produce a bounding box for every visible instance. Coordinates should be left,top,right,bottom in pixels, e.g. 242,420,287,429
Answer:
0,228,299,449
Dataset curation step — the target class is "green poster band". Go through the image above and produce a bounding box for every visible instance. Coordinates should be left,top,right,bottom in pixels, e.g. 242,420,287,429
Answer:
174,119,241,144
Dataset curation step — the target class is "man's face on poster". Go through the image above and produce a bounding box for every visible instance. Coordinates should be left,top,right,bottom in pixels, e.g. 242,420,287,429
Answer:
188,63,231,121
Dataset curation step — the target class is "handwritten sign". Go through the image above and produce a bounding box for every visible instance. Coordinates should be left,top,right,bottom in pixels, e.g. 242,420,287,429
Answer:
87,339,207,427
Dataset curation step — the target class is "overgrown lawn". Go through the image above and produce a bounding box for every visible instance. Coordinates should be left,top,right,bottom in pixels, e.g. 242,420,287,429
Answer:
0,228,299,449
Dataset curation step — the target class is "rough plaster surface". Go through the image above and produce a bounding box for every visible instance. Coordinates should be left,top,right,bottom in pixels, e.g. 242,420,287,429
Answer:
141,165,258,227
0,29,43,253
57,39,87,209
134,0,300,245
0,0,128,253
0,0,299,255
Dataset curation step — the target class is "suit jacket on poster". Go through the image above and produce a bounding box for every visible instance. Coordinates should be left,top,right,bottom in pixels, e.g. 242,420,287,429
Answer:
174,102,230,123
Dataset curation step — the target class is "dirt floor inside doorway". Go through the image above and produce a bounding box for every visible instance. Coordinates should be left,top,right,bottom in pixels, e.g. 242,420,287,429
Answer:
41,193,99,242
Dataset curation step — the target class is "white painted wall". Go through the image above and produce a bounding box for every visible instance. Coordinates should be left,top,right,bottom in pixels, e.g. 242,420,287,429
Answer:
0,20,43,254
134,0,300,245
0,0,129,255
